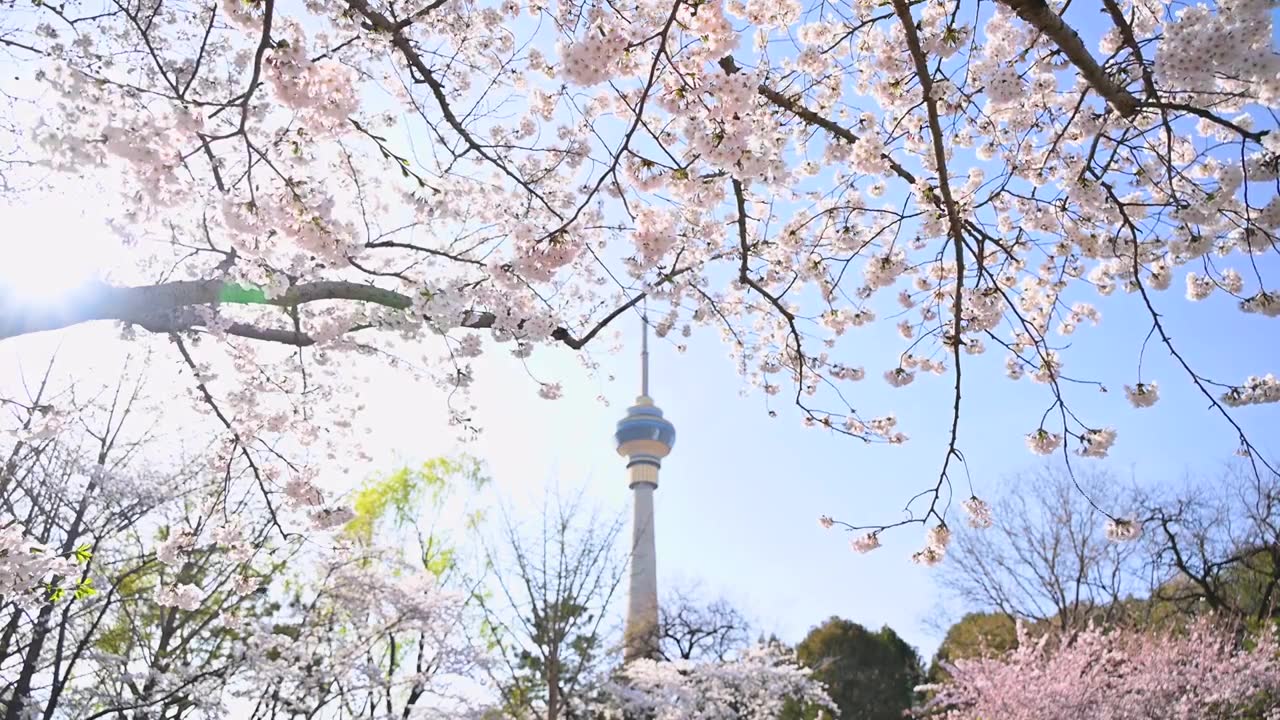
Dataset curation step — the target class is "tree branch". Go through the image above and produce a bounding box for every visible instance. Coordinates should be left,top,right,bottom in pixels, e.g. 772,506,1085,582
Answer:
0,278,655,352
997,0,1139,118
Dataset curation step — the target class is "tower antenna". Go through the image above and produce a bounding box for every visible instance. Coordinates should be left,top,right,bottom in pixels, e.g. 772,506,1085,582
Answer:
641,298,650,397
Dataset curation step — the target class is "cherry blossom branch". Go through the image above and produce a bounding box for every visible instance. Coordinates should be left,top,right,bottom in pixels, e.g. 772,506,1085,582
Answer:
893,0,967,529
1100,180,1276,477
0,269,699,353
720,55,920,187
341,0,558,215
170,335,290,541
996,0,1140,118
732,179,808,404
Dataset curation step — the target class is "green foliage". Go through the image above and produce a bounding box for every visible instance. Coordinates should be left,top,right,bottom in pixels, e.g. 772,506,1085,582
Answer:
423,543,456,579
92,569,156,655
73,576,96,600
44,575,97,603
343,455,487,547
341,455,490,587
477,615,502,652
786,617,924,720
927,612,1018,682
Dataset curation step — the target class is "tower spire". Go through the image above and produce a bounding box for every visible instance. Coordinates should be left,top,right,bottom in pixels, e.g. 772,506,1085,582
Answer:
640,304,650,398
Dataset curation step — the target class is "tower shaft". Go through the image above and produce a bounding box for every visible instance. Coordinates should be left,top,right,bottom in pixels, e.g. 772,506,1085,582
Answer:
625,476,659,662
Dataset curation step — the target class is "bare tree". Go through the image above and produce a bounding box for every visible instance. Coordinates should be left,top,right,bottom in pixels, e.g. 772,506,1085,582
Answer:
1141,464,1280,622
937,465,1153,633
478,489,627,720
657,584,752,663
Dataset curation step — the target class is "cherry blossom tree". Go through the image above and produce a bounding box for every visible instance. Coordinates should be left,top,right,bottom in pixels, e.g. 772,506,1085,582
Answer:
919,617,1280,720
0,356,491,719
236,553,486,719
585,643,836,719
0,357,292,719
0,0,1278,549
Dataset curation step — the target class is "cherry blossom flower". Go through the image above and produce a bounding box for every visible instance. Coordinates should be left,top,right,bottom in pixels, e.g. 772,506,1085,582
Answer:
884,368,916,387
1123,382,1159,409
308,506,355,530
156,583,203,611
962,497,993,529
1105,517,1143,543
926,524,951,551
156,530,195,567
1077,428,1117,459
1026,429,1062,456
1221,374,1280,407
851,533,882,554
912,546,944,567
0,525,76,607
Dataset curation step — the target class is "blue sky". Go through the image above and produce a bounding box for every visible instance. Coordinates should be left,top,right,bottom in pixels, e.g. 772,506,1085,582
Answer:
337,256,1280,660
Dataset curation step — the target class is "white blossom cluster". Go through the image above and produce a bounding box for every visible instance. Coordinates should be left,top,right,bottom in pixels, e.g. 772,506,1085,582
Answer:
587,643,835,719
912,524,952,567
962,497,994,529
1105,517,1143,543
1222,374,1280,407
0,524,76,607
1124,382,1160,409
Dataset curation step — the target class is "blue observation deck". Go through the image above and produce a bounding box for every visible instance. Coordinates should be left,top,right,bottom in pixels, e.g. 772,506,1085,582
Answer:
614,401,677,453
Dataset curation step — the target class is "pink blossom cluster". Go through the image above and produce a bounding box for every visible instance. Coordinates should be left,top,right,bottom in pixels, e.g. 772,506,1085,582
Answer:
922,619,1280,720
264,25,360,137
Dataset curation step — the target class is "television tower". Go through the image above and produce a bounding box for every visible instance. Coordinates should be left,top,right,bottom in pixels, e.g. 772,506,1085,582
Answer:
613,313,676,662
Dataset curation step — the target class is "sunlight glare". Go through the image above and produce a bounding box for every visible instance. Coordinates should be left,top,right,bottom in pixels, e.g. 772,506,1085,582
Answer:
0,196,118,307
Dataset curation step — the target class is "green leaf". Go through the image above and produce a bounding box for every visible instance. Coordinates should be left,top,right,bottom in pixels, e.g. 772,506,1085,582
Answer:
74,577,97,600
74,544,92,564
217,283,270,305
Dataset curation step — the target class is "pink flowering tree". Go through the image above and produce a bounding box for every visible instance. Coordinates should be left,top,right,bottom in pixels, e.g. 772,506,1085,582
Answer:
0,0,1277,549
919,618,1280,720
